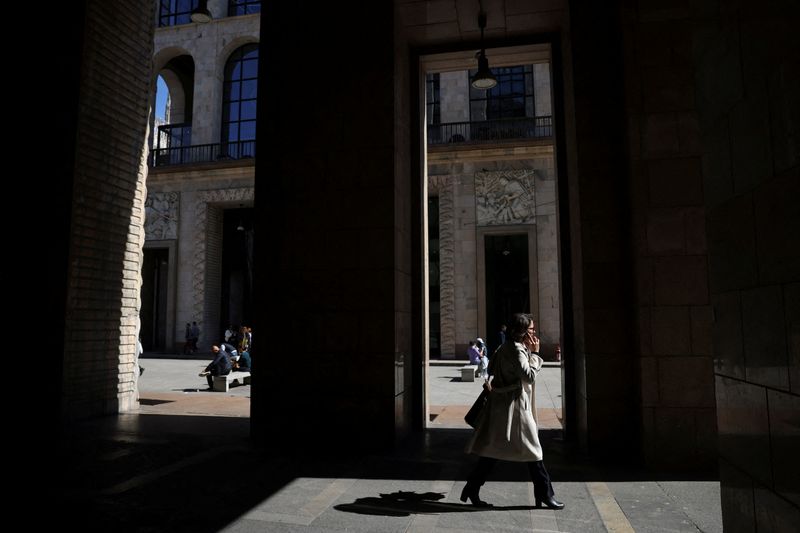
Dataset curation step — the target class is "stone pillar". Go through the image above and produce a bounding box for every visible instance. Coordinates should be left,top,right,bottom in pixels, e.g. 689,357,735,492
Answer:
619,1,716,470
61,0,154,419
568,1,638,458
253,1,411,449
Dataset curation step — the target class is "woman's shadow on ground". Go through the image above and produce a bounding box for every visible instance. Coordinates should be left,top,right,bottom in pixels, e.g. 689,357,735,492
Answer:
334,490,538,517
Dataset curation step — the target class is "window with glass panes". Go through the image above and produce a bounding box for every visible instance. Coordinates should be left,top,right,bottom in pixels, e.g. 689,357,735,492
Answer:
159,0,198,27
469,65,534,121
221,44,258,154
426,73,440,125
228,0,261,16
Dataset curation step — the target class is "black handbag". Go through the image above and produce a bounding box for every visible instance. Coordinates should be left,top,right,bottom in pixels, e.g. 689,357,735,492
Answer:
464,388,489,428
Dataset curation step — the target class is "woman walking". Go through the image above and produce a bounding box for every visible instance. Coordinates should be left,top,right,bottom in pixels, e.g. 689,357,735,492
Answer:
461,312,564,510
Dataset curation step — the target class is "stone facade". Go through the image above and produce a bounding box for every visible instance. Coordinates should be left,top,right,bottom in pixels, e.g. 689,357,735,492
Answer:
151,4,259,146
147,8,258,352
145,166,254,352
429,144,560,359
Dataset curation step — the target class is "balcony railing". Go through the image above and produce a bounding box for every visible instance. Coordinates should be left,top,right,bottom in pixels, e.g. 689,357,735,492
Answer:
427,116,552,145
150,140,256,167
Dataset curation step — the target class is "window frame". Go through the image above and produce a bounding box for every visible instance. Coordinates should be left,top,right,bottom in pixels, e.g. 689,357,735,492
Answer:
158,0,198,27
228,0,261,17
468,65,535,121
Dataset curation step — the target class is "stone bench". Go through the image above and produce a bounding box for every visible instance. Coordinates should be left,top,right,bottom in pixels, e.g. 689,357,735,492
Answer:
212,371,252,392
461,365,478,382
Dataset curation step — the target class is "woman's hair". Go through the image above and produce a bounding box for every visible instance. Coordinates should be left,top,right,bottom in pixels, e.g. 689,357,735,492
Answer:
507,313,534,342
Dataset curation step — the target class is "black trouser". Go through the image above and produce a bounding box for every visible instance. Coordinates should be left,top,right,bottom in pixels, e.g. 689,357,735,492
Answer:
467,457,555,501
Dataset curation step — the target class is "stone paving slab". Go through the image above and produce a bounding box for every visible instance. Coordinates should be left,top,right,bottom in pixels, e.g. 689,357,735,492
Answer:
56,360,721,533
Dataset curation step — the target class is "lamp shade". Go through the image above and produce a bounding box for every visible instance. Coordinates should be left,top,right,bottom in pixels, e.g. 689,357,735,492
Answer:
471,52,497,90
191,1,212,23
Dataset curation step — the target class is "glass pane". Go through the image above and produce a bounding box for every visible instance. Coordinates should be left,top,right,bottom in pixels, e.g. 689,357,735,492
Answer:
230,62,241,81
242,58,258,79
241,79,257,99
228,102,240,121
239,121,256,140
227,123,239,142
240,100,256,120
243,46,259,60
508,97,524,116
471,101,487,121
228,81,240,100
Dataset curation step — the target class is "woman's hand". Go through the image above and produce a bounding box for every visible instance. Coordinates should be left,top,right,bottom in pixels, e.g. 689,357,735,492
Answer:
524,331,540,353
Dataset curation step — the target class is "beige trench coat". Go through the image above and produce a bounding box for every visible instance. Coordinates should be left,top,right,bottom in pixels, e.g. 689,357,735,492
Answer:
466,341,544,462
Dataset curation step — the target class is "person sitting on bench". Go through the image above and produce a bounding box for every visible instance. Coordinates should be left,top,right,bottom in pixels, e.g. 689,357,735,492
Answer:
199,344,232,390
232,350,251,372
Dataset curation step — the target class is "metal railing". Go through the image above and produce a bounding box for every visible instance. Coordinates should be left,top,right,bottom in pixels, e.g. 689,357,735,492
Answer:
427,116,552,145
150,140,256,167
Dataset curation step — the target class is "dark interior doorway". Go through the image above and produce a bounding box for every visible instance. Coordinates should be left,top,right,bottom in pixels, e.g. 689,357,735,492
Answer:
485,234,530,340
221,207,254,338
141,248,169,351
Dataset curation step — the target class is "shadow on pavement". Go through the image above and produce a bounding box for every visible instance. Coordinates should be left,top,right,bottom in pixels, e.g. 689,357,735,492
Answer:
334,490,538,516
54,413,718,532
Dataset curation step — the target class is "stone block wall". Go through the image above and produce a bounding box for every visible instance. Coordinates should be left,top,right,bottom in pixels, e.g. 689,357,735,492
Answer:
690,2,800,529
61,0,154,419
619,2,716,469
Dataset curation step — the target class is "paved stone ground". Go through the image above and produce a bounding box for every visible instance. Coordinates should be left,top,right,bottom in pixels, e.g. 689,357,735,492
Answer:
427,362,563,429
54,356,722,532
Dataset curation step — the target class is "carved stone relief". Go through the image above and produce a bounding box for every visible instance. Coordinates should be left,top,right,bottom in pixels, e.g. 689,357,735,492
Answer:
475,169,536,226
144,192,179,240
437,177,456,357
428,174,449,195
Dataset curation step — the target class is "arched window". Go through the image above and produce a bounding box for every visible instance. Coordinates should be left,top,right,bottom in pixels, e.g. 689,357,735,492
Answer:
159,0,199,27
221,44,258,158
228,0,261,16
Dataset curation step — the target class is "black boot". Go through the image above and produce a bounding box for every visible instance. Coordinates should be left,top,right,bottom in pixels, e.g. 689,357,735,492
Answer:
529,460,564,510
535,496,565,510
460,483,492,507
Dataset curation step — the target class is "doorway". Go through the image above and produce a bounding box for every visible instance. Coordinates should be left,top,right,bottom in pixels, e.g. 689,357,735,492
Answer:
141,248,169,352
220,207,254,338
420,43,564,431
484,233,530,342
